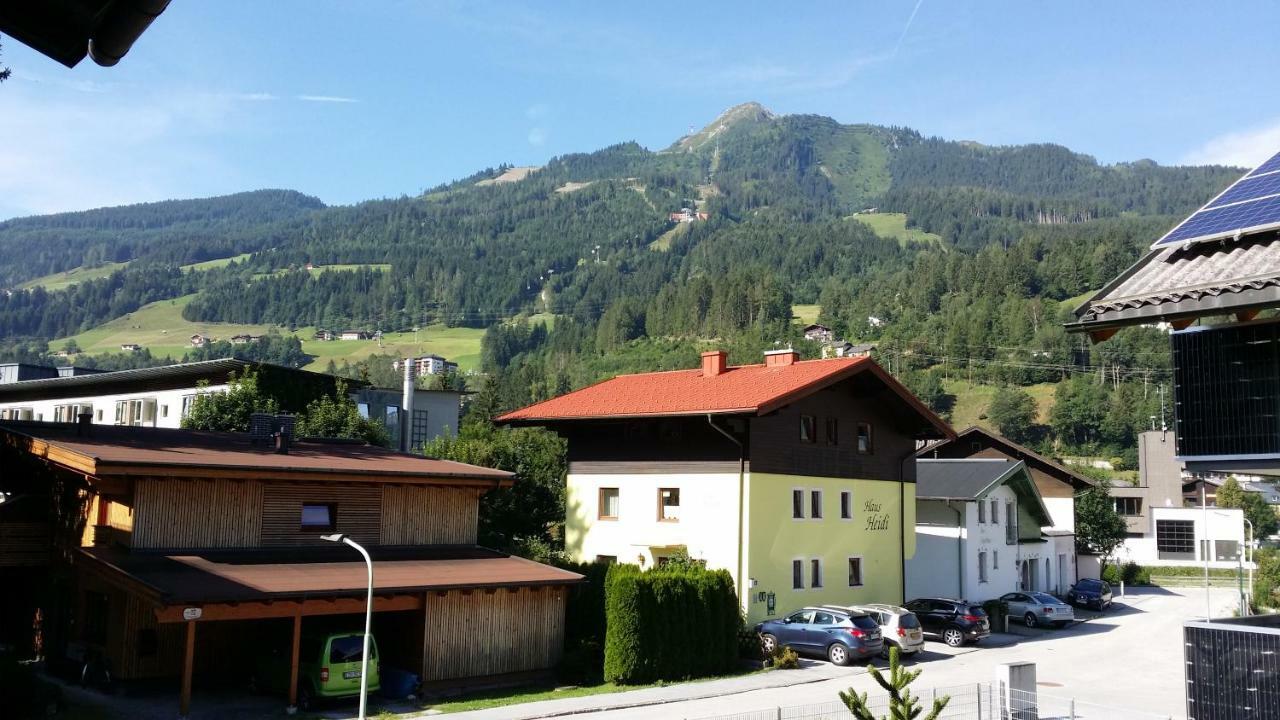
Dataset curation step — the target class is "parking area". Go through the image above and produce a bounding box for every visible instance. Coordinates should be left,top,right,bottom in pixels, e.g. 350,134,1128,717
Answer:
440,586,1235,720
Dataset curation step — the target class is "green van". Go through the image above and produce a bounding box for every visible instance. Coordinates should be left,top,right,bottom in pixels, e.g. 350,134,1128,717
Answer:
254,632,381,709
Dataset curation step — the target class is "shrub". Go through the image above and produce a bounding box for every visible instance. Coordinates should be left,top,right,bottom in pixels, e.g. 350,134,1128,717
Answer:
1101,562,1156,585
603,563,740,684
768,645,800,670
738,630,765,661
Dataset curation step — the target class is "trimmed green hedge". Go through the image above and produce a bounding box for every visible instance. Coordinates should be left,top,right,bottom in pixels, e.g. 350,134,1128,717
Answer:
1101,562,1242,586
603,563,740,684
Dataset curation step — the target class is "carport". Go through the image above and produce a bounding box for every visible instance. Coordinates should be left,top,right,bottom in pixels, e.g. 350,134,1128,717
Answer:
79,545,581,714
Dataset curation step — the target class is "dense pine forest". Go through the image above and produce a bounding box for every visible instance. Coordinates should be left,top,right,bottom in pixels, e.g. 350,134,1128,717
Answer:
0,102,1244,462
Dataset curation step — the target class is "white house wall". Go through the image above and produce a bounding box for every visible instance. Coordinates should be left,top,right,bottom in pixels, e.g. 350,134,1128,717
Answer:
0,385,230,428
1114,506,1249,569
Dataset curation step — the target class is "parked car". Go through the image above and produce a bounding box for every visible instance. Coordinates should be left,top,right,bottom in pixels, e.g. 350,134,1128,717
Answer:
903,598,990,647
1066,578,1114,611
253,632,381,710
834,603,926,657
999,591,1075,628
755,607,883,665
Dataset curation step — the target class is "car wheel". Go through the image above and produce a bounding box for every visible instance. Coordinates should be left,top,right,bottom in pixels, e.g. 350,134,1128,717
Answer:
1024,612,1038,628
942,627,965,647
760,633,778,656
827,643,850,666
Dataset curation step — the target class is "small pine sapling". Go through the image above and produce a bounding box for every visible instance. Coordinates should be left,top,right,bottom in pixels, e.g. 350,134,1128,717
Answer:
838,646,949,720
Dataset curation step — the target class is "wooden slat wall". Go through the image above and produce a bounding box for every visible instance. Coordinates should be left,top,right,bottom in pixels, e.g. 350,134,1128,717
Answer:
380,485,478,545
262,483,380,547
117,594,185,679
133,479,263,549
0,521,49,566
422,587,566,681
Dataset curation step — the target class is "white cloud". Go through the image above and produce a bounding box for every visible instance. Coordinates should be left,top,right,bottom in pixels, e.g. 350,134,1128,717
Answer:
525,102,550,120
527,127,549,147
1183,118,1280,169
296,94,358,103
235,92,278,101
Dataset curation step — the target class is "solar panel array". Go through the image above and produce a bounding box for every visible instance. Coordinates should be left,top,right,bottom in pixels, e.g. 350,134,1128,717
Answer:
1153,149,1280,248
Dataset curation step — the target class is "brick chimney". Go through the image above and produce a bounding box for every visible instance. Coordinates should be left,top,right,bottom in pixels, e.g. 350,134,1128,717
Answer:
764,348,798,367
701,350,728,377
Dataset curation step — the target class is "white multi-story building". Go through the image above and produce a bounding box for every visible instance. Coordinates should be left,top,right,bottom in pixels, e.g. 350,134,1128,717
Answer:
0,359,462,451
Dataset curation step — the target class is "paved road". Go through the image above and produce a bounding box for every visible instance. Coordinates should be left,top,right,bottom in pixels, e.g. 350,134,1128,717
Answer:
446,586,1236,720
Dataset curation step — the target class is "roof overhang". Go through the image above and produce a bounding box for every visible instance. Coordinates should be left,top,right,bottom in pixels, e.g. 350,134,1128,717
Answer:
0,0,170,68
917,426,1094,490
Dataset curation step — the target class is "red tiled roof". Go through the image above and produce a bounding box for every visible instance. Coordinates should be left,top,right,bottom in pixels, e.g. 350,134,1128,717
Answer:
497,356,952,436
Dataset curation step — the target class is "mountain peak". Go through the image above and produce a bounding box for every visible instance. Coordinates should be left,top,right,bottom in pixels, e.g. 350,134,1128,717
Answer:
673,101,775,151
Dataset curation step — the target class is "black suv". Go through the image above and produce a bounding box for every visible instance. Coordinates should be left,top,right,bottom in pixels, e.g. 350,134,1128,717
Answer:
903,598,991,647
1066,578,1113,611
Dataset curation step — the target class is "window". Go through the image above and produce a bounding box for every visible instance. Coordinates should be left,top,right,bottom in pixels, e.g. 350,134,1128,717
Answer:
825,417,839,445
792,559,804,589
840,491,852,520
181,394,198,418
1214,540,1242,561
993,550,999,569
598,488,620,520
1114,497,1143,516
856,423,873,454
160,404,169,418
329,635,376,664
1156,519,1196,560
810,489,823,519
658,488,680,522
300,503,336,530
800,415,816,444
595,555,617,564
96,409,103,421
978,551,988,583
810,558,823,588
991,500,999,524
792,489,805,519
978,501,986,524
356,402,371,419
812,611,834,625
847,557,863,587
1006,502,1016,543
411,409,430,449
786,609,812,624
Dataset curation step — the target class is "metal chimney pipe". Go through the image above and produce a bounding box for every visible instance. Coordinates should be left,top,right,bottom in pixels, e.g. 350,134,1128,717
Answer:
402,358,415,452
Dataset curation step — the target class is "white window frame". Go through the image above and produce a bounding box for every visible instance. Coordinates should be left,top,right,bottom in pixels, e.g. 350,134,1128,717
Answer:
847,556,864,587
840,490,853,521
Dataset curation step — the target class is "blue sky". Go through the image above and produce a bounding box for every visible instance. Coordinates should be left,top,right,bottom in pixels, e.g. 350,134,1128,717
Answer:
2,1,1279,219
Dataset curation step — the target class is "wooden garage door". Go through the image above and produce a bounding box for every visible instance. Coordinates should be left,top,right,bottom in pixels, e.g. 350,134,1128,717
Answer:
422,587,566,681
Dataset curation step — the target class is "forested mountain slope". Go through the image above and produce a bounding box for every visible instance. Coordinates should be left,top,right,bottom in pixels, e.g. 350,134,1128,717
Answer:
0,103,1244,460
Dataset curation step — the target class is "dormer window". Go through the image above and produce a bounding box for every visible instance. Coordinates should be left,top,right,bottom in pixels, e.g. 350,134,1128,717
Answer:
301,503,336,531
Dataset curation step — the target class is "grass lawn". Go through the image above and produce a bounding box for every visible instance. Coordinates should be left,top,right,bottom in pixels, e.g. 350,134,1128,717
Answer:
943,379,1057,430
423,667,763,714
649,222,688,251
18,261,130,291
180,253,253,272
848,212,943,247
309,263,392,275
51,295,485,372
791,304,821,325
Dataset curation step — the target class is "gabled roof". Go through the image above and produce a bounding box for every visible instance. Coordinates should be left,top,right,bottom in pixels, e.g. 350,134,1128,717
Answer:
916,426,1094,491
0,422,511,486
916,458,1053,527
496,356,953,438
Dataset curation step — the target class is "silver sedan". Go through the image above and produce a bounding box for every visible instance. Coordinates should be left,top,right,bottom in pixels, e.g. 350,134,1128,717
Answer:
1000,591,1075,628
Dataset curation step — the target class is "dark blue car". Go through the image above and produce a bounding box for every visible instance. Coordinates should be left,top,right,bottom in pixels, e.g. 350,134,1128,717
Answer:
1066,578,1113,610
755,607,882,666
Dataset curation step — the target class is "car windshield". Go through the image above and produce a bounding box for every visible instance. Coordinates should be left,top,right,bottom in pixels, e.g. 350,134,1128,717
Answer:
852,615,879,630
899,613,921,629
1031,593,1059,603
967,606,987,616
329,636,369,663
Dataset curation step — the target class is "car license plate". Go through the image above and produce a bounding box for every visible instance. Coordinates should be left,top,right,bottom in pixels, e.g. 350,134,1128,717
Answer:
910,630,921,640
343,670,361,680
980,621,989,631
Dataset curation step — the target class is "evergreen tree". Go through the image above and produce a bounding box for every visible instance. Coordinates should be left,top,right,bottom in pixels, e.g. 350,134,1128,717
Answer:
839,646,950,720
987,386,1038,444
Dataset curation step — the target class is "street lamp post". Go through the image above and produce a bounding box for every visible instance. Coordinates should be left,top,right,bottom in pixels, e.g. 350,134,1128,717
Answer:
1244,518,1255,615
322,533,373,720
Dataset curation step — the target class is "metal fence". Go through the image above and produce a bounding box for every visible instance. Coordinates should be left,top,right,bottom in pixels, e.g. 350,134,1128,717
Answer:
685,683,1173,720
